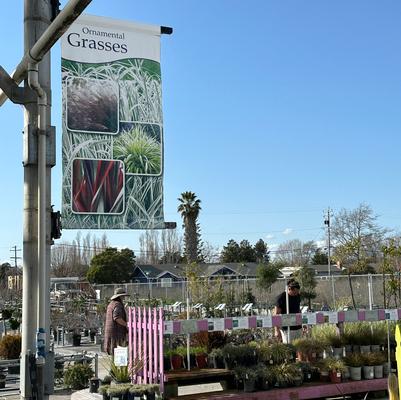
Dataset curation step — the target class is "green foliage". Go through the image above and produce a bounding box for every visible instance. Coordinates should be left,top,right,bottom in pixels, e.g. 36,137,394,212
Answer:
9,318,20,330
312,248,328,265
233,366,258,382
86,247,135,284
254,239,270,263
344,353,364,367
258,341,293,364
220,239,269,263
256,261,281,290
323,357,346,372
178,191,202,264
64,363,94,390
272,362,302,386
0,334,21,359
110,364,130,383
1,309,12,320
294,266,317,308
113,126,161,175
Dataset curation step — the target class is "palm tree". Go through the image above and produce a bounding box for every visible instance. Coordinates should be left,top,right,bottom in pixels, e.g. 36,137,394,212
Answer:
177,191,201,263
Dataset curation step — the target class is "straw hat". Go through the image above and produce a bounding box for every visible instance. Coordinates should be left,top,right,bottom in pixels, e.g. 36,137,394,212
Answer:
110,287,129,300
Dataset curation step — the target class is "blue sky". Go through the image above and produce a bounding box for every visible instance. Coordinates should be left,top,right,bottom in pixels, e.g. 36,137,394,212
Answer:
0,1,401,263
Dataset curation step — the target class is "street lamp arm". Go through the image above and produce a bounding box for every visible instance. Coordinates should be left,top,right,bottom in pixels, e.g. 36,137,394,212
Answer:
0,0,92,107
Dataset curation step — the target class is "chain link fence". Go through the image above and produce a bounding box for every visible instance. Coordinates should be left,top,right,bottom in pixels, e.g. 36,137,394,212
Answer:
93,274,392,311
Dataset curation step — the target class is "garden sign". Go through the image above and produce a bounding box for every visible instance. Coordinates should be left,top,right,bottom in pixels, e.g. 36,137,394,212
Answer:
61,14,165,229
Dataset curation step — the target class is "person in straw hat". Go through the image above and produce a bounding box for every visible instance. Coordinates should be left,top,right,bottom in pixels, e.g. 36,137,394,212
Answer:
104,287,130,355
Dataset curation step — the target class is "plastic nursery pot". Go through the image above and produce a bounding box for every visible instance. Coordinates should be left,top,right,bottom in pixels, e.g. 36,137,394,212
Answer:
163,355,171,371
363,366,374,380
349,366,362,381
243,380,255,393
374,365,383,379
329,371,342,384
89,378,101,393
360,345,371,354
171,354,183,370
319,371,329,383
196,354,208,369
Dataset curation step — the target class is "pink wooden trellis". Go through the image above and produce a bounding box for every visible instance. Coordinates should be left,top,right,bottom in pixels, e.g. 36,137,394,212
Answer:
128,307,164,392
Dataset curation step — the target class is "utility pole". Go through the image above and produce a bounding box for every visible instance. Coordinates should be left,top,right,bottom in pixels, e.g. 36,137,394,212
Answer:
324,208,336,309
0,2,92,398
10,245,22,268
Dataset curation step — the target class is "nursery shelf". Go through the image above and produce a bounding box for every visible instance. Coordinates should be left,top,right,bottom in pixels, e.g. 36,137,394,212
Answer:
169,378,388,400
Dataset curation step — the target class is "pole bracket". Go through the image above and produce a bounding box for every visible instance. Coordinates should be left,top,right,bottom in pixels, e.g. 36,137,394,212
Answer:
0,66,36,105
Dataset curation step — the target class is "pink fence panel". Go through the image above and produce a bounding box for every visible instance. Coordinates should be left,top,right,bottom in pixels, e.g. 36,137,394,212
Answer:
128,307,164,392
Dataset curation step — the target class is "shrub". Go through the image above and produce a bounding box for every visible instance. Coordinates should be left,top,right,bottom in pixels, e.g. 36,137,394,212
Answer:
0,335,21,359
64,363,94,389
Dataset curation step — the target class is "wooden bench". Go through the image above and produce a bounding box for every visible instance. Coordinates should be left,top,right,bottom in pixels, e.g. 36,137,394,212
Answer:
164,368,234,399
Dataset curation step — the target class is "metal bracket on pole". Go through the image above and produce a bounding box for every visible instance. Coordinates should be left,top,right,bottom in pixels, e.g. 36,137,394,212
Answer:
23,125,56,166
0,66,36,105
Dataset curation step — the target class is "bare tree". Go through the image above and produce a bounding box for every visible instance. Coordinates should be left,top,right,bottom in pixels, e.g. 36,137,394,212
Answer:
51,232,110,277
331,203,388,308
138,230,160,264
275,239,317,267
137,229,183,264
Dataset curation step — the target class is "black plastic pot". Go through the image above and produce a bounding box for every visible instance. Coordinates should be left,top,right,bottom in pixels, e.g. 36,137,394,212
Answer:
89,378,101,393
243,380,255,393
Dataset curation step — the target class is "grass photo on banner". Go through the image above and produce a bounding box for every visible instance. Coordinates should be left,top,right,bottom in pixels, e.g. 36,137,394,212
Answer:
114,122,162,175
66,77,119,134
72,158,125,214
62,57,165,228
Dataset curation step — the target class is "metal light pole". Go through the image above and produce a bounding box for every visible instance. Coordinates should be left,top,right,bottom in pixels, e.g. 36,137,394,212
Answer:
325,208,336,309
0,1,92,398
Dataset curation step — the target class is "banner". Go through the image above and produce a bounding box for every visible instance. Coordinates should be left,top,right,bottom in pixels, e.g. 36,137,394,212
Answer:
61,15,165,229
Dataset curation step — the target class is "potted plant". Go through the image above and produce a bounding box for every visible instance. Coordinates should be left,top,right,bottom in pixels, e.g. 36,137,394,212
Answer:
370,352,386,379
273,362,303,388
192,346,208,369
108,384,130,400
89,377,101,393
316,360,330,383
64,363,94,390
295,361,313,383
0,334,21,374
361,352,375,380
128,384,145,400
255,364,273,390
344,353,363,381
327,334,344,359
325,357,346,383
209,348,225,369
170,346,186,370
143,383,160,400
98,385,110,400
258,341,293,365
233,366,258,392
293,337,327,362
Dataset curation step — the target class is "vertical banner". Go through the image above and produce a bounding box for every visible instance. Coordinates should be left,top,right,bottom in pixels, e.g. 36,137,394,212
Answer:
61,15,165,229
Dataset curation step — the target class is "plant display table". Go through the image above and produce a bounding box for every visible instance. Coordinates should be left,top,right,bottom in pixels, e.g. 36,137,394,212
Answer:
165,368,234,398
168,378,388,400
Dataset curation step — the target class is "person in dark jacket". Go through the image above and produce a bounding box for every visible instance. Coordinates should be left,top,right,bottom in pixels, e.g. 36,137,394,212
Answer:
274,279,301,343
104,287,129,355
